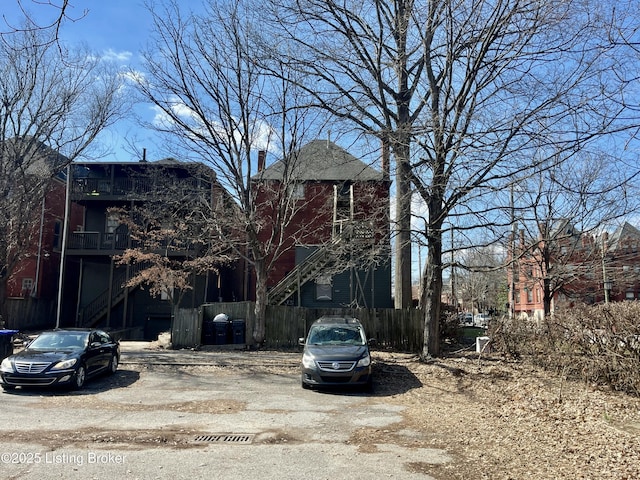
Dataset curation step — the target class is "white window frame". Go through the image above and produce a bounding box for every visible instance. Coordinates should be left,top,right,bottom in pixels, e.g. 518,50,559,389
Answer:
315,275,332,301
21,278,34,295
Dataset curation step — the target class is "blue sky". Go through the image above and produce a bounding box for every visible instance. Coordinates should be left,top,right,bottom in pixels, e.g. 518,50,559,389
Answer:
2,0,159,162
2,1,429,284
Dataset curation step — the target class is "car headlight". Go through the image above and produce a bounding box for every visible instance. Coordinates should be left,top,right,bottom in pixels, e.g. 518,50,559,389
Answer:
302,352,316,369
356,354,371,368
51,358,78,370
0,357,13,373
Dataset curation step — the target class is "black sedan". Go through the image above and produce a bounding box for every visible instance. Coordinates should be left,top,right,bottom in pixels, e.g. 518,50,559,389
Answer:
0,329,119,391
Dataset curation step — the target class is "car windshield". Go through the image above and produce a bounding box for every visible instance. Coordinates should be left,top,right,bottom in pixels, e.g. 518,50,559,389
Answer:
307,325,365,346
27,332,89,351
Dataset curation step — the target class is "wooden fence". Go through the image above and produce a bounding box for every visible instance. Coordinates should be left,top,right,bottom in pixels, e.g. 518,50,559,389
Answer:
4,298,56,331
172,302,425,353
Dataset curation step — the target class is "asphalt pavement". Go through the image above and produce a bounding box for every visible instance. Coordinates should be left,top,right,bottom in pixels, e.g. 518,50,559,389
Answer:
0,342,450,479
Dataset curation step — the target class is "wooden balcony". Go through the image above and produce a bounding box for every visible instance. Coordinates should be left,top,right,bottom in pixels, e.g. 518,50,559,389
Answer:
66,232,198,256
71,177,209,201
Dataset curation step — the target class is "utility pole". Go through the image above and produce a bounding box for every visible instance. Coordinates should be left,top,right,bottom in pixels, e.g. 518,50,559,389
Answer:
601,234,609,304
510,184,516,319
56,165,71,329
450,226,456,310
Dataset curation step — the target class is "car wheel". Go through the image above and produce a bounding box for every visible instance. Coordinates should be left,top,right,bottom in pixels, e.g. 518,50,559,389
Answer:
1,384,16,391
108,354,118,375
72,364,86,390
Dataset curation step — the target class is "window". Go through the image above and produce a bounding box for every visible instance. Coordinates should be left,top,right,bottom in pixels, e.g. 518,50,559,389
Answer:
21,278,33,296
515,289,520,304
526,288,533,303
626,291,635,300
106,214,120,233
315,275,332,301
53,220,61,249
161,286,174,301
287,183,305,200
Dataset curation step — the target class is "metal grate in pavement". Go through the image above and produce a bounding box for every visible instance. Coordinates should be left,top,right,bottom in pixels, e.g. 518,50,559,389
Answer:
193,434,254,444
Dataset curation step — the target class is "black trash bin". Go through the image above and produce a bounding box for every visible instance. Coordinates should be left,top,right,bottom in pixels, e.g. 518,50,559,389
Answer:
202,320,215,345
213,314,230,345
231,319,246,344
0,330,18,361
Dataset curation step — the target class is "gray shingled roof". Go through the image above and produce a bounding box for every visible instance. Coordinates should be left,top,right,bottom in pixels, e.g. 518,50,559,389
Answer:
607,222,640,251
258,140,383,181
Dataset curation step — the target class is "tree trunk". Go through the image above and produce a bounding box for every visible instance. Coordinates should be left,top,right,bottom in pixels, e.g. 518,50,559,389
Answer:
543,277,552,317
393,135,413,309
252,259,268,346
394,175,413,308
421,222,443,358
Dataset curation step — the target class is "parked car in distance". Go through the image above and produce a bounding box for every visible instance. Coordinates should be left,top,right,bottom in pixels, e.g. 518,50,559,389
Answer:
0,328,120,391
299,316,374,391
458,313,474,327
474,314,491,328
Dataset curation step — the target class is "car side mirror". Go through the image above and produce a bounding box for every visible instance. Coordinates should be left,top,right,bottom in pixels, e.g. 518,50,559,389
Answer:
298,337,305,346
368,338,377,347
90,341,101,349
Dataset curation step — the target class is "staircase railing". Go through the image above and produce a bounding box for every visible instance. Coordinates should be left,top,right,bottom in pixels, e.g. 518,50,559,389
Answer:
78,262,147,327
268,224,355,305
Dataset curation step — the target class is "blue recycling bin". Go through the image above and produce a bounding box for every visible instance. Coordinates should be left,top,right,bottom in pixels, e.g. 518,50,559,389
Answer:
0,330,18,361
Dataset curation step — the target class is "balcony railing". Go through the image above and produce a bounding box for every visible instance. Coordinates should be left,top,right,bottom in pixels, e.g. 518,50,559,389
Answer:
67,231,199,254
68,232,130,251
71,177,208,199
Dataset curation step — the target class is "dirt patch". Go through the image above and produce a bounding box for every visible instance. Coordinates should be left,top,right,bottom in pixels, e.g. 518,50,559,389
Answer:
2,428,202,450
33,395,246,414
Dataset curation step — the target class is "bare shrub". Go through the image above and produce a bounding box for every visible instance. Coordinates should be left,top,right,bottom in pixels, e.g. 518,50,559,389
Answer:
490,303,640,396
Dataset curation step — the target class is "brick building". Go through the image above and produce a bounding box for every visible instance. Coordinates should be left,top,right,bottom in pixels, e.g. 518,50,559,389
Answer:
252,140,393,308
509,220,640,319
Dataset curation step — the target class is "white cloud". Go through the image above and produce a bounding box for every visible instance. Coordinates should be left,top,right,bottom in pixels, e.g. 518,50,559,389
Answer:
102,48,133,62
150,97,276,155
120,69,145,84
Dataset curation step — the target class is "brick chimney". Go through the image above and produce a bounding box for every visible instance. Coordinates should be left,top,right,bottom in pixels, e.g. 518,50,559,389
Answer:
381,137,389,179
258,150,266,172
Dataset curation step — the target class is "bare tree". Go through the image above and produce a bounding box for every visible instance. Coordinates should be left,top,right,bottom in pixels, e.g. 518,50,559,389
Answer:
110,164,237,314
0,26,125,324
268,0,418,310
456,247,506,316
512,155,637,316
1,1,82,45
268,0,640,357
136,0,327,345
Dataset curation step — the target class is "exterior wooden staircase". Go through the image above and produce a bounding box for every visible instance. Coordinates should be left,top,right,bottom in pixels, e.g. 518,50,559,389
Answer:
267,242,339,305
268,222,372,305
78,263,146,327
